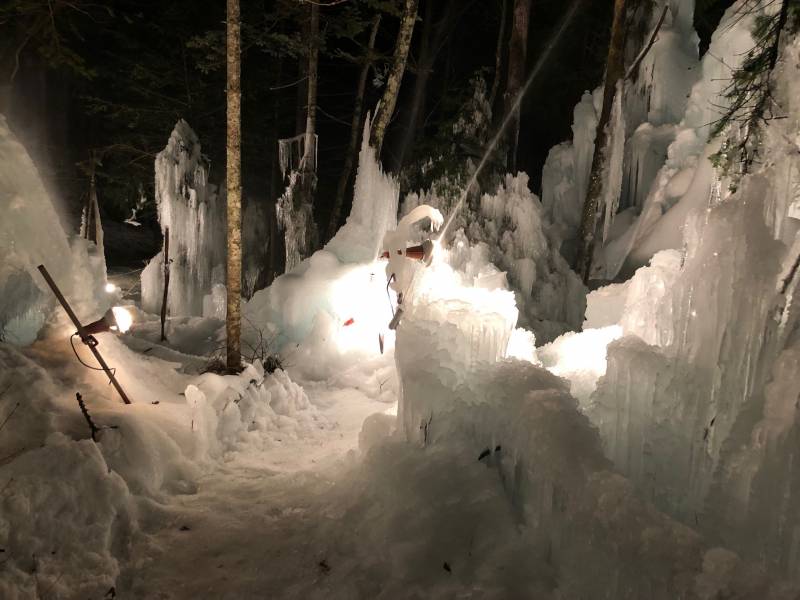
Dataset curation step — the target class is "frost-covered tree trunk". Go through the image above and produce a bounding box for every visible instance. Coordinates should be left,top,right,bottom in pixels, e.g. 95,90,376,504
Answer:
226,0,242,371
370,0,419,157
277,1,319,272
504,0,531,173
328,13,381,241
81,167,103,248
575,0,627,284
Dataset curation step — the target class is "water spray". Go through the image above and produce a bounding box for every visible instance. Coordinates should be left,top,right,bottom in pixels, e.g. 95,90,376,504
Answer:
437,0,582,245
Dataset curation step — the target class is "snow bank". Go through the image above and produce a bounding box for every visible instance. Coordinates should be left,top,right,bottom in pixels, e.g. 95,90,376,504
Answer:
322,334,793,597
0,435,136,600
140,120,225,319
0,322,322,596
0,114,107,345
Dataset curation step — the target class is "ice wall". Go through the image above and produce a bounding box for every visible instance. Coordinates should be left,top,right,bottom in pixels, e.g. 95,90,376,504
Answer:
140,120,225,319
0,114,106,344
566,20,800,580
245,114,401,370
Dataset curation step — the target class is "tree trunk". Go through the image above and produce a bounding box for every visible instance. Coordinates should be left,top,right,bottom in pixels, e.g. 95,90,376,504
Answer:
328,13,381,241
504,0,532,173
392,0,456,174
301,1,319,173
574,0,627,284
226,0,242,371
489,0,508,111
160,227,170,341
370,0,419,157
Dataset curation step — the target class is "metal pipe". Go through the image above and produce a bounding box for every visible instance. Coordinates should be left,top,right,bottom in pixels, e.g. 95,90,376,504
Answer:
37,265,132,405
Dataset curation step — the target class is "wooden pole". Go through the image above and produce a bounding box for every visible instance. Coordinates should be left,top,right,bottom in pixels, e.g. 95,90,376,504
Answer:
160,228,170,341
37,265,132,405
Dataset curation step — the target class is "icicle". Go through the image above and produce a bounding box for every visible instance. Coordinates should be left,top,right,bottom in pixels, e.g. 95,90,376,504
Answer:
602,82,626,245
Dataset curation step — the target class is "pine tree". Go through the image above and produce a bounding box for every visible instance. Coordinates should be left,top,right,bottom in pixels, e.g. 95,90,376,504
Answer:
710,0,798,181
226,0,243,372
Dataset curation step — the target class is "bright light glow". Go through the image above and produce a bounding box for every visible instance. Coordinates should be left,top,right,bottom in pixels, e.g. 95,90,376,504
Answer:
111,306,133,333
329,261,396,354
545,326,623,378
506,328,539,363
105,282,117,294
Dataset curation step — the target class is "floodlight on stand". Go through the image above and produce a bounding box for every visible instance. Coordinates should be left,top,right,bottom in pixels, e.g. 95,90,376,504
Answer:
37,264,132,405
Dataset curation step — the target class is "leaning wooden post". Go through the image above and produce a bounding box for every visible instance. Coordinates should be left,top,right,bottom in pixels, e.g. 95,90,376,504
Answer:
37,265,132,405
160,227,170,341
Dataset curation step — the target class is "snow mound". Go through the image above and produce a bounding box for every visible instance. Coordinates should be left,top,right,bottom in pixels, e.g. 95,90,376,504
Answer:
0,434,136,600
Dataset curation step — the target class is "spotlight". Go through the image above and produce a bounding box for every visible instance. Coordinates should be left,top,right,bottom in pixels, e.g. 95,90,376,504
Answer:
105,282,117,293
83,306,134,335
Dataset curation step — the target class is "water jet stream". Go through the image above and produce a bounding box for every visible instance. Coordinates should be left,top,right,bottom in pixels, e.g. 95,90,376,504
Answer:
437,0,582,244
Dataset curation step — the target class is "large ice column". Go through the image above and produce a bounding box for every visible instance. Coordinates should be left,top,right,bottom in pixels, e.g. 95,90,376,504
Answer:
325,114,399,264
0,114,106,344
140,120,225,318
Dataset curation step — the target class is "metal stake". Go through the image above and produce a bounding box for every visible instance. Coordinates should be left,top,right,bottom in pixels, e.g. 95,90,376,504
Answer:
37,264,132,405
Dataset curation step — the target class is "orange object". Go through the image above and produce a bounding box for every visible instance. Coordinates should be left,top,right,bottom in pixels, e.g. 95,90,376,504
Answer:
343,318,355,326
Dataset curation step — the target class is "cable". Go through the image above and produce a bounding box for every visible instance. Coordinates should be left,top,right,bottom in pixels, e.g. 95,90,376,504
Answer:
386,274,396,317
70,334,117,379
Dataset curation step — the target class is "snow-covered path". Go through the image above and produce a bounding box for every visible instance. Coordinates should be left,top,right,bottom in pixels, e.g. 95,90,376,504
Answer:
118,384,389,599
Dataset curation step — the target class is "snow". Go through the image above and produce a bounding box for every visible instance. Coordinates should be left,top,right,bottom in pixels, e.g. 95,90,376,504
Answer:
6,3,800,595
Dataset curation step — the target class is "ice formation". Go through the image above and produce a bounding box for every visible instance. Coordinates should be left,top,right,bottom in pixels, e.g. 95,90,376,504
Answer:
541,0,703,276
326,115,400,264
389,227,793,597
0,114,107,345
140,120,225,319
540,8,800,581
404,173,585,343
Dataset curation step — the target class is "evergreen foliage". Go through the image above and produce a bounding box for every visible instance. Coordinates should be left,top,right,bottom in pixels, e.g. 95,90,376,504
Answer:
710,0,799,180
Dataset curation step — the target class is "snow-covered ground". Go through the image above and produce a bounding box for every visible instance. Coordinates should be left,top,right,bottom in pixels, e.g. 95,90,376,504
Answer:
3,1,800,597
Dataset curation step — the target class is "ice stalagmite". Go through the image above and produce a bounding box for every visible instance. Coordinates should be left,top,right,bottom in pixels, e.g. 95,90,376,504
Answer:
140,120,226,319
